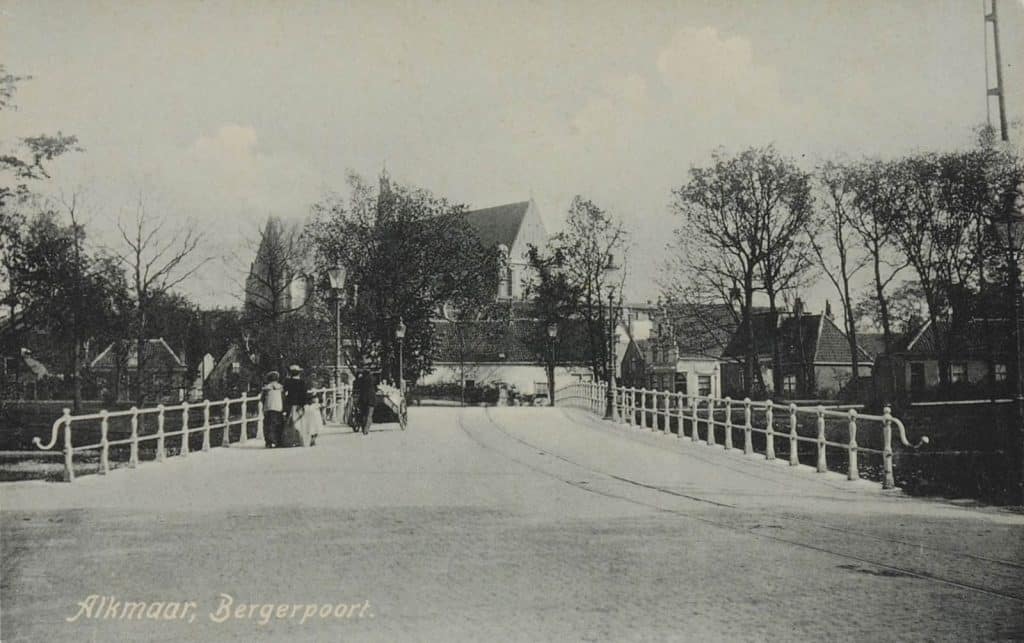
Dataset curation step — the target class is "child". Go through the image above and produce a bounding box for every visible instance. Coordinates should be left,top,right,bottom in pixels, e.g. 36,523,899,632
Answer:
261,371,284,448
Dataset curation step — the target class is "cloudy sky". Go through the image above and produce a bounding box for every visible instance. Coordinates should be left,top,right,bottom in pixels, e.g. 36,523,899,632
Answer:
3,0,1024,311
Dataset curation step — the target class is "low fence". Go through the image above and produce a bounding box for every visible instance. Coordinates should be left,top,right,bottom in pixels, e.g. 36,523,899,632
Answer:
555,382,929,490
32,386,352,482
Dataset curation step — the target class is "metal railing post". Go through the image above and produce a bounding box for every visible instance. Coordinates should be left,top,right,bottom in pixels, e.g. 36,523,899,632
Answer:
690,395,699,442
847,409,859,481
882,406,895,489
202,400,211,452
256,398,265,442
222,398,231,447
706,399,716,446
181,402,190,457
676,392,684,437
129,407,139,468
743,398,753,455
788,403,799,466
639,388,647,428
239,397,248,444
156,404,166,462
724,397,733,450
816,406,827,473
99,410,110,475
765,401,775,460
61,408,74,482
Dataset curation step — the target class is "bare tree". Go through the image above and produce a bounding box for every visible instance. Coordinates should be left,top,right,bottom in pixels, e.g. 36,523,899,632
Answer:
670,146,811,395
117,196,207,404
811,162,868,400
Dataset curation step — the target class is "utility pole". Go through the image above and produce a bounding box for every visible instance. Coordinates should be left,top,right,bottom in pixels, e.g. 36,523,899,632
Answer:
986,0,1010,141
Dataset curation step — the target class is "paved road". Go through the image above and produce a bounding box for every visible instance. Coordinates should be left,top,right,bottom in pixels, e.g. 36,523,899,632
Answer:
2,407,1022,642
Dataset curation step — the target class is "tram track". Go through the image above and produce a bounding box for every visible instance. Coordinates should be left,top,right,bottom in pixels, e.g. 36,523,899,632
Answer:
556,406,1024,571
455,407,1024,605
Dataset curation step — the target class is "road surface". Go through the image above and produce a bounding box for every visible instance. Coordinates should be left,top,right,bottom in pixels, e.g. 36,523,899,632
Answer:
2,407,1022,641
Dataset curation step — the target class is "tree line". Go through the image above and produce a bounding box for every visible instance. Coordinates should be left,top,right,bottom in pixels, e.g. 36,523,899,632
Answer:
664,129,1024,402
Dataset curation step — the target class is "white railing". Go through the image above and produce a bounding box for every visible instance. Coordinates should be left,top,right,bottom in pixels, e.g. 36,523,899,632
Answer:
33,386,352,482
554,382,929,490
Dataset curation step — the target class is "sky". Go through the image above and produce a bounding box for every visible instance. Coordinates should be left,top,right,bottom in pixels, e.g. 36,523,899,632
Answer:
3,0,1024,313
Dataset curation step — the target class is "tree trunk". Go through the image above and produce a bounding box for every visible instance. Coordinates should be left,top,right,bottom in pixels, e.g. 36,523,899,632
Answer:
768,291,782,396
872,250,897,403
743,278,756,395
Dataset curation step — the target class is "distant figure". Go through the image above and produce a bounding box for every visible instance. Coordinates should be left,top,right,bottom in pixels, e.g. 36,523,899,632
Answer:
261,371,284,448
509,384,519,407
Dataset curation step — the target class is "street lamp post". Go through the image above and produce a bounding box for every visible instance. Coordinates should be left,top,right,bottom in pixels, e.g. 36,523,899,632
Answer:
395,318,406,394
604,284,618,421
327,266,347,389
547,322,558,406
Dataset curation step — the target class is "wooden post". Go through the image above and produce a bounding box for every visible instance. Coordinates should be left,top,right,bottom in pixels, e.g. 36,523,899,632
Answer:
129,407,139,468
788,403,799,466
180,402,190,457
99,410,110,475
882,406,895,489
724,397,733,450
61,408,74,482
765,401,775,460
743,398,753,455
156,404,166,462
847,409,859,481
221,398,231,447
816,406,827,473
202,400,211,452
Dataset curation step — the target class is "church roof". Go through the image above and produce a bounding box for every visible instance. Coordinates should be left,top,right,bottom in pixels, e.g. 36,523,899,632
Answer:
462,201,530,249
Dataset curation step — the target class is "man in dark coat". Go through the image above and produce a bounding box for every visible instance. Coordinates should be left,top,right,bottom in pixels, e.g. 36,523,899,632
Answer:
283,364,310,412
354,369,376,435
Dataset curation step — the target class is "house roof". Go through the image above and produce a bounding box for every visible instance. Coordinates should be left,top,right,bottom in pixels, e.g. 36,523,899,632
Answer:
90,338,186,371
658,303,738,358
431,318,591,364
723,312,872,365
462,201,530,249
902,318,1023,359
858,332,889,359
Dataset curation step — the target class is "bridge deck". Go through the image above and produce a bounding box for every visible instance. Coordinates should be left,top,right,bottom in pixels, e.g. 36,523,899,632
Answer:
2,407,1022,641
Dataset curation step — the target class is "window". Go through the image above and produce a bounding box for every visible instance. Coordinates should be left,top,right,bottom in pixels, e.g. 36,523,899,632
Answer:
950,363,966,384
674,372,688,394
910,363,925,392
995,364,1008,382
231,361,241,374
782,375,797,396
697,375,712,397
464,379,475,389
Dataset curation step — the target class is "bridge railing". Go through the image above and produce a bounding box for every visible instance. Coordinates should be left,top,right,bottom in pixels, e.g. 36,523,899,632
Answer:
33,386,352,482
554,382,928,490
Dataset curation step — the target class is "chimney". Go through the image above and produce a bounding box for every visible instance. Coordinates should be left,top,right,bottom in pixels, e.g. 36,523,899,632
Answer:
824,300,834,320
793,298,804,316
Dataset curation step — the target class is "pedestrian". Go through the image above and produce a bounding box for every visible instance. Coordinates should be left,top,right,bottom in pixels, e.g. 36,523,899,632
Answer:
355,368,376,435
281,364,311,447
261,371,284,448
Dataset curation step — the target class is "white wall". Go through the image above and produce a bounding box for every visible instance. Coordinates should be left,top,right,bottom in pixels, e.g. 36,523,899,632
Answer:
508,200,549,300
418,363,592,394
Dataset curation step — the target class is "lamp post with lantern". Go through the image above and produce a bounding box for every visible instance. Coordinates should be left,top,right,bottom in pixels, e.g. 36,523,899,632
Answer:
547,322,558,406
602,254,620,421
327,266,347,389
395,318,406,394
